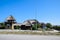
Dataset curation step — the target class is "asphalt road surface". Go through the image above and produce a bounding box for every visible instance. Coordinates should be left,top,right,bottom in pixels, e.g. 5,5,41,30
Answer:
0,34,60,40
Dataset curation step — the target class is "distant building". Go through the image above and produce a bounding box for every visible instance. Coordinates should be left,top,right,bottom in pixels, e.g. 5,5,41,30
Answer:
4,15,16,29
12,19,40,30
12,20,32,30
4,15,40,30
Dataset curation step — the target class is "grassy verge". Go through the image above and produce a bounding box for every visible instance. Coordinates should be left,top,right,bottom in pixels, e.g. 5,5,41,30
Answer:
0,31,60,35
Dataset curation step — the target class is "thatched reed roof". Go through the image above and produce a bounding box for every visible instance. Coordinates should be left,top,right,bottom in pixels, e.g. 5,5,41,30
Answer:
25,19,39,24
6,15,15,21
23,20,32,26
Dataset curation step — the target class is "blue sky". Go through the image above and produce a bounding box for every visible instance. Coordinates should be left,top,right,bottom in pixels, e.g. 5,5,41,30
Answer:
0,0,60,25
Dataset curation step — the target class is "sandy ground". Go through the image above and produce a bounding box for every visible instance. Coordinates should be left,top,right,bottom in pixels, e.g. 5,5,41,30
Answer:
0,34,60,40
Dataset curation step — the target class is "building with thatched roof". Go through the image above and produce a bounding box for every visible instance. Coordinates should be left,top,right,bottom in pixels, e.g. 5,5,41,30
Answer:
4,15,40,30
4,15,32,30
5,15,16,29
21,20,32,30
12,20,32,30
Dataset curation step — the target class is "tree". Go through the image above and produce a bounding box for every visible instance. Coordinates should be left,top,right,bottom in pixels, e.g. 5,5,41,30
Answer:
14,26,20,29
52,25,60,31
0,23,5,29
32,24,38,30
46,23,52,28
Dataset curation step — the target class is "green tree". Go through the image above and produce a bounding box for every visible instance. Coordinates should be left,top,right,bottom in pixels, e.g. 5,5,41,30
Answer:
52,25,60,31
32,24,38,30
0,23,5,29
46,23,52,28
14,26,20,29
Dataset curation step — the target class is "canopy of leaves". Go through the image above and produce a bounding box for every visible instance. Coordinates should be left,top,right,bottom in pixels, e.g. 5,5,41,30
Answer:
46,23,52,28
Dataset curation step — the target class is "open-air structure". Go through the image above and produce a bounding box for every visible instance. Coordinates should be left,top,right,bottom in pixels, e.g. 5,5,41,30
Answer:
4,15,33,30
5,15,16,29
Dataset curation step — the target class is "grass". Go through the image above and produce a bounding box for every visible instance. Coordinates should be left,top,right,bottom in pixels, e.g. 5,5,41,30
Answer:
0,30,60,35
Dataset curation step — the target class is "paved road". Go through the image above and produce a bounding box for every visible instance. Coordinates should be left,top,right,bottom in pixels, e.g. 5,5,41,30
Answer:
0,34,60,40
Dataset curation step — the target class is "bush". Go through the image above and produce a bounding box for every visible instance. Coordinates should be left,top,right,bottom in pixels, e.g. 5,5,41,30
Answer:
32,24,38,30
0,27,5,29
14,26,20,29
52,26,60,31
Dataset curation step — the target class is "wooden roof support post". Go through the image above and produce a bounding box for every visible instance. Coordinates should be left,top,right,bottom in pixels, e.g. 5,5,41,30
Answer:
12,24,14,30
